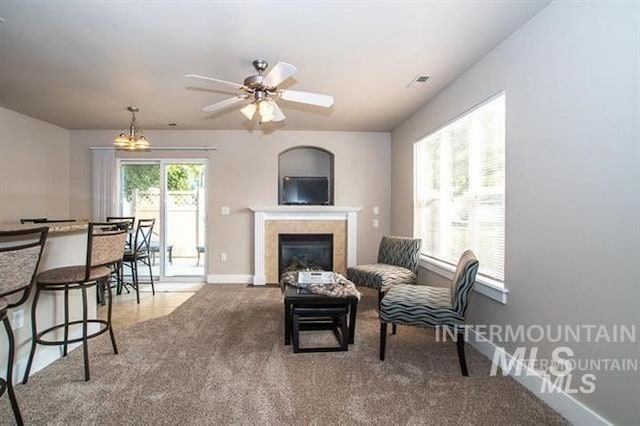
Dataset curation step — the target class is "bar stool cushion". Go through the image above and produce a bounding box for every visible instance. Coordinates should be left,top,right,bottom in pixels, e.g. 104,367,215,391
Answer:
0,297,7,313
37,265,111,285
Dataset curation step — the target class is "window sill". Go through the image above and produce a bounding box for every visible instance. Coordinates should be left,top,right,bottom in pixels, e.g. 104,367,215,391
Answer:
419,256,508,304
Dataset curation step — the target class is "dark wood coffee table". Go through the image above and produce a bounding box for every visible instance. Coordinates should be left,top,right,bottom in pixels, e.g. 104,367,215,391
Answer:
283,285,359,347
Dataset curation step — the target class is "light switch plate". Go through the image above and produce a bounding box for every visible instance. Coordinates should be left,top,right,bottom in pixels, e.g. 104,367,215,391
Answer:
373,206,379,215
220,252,228,262
373,219,379,228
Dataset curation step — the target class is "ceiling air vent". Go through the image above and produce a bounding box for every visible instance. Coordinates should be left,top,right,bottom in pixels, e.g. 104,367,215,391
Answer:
408,74,430,88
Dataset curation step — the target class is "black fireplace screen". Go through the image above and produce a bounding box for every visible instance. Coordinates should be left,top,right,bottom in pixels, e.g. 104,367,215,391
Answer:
278,233,333,278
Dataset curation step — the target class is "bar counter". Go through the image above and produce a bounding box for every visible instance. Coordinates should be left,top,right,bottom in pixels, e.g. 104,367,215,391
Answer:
0,221,97,382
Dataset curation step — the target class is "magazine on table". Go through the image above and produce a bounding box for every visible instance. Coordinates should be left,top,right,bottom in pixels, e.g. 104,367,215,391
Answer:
297,271,335,287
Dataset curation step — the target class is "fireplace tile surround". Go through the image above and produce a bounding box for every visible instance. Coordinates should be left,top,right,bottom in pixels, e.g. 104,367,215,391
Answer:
250,206,361,285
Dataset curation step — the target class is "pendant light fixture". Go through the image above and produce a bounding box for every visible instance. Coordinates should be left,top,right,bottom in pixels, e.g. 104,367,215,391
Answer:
114,106,150,150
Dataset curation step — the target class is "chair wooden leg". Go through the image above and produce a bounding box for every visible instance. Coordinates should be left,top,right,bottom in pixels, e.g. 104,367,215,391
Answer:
380,322,387,360
456,332,468,376
377,290,383,309
392,324,397,335
3,315,24,426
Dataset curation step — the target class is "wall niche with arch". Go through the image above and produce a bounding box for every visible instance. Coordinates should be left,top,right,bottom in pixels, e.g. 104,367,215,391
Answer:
278,146,335,206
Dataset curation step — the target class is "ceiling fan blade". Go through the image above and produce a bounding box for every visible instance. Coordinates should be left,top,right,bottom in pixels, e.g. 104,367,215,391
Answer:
271,102,286,122
185,74,245,90
262,62,297,87
202,95,248,113
279,90,334,108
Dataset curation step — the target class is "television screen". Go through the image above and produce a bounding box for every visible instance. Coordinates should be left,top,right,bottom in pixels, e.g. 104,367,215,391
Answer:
282,176,329,205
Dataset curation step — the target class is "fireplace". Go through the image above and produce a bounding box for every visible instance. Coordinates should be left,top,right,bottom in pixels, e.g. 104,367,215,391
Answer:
250,206,361,285
278,233,333,278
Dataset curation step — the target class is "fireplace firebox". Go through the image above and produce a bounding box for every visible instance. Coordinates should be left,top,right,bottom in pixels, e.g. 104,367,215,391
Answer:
278,233,333,278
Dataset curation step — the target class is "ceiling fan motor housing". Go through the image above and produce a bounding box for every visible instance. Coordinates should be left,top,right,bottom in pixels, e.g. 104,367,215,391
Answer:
244,74,266,90
252,59,269,74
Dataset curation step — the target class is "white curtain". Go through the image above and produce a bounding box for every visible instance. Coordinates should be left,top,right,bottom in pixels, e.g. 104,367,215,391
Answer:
90,148,117,221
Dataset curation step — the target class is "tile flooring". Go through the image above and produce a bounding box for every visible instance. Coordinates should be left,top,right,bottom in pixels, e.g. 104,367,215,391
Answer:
98,282,204,330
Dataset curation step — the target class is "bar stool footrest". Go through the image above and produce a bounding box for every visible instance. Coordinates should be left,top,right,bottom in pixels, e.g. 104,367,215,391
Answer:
35,319,111,346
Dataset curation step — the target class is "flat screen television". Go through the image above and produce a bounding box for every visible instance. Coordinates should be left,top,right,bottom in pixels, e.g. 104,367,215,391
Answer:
282,176,329,205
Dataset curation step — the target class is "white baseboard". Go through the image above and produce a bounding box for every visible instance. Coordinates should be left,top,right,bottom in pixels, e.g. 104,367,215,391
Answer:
206,274,254,284
468,330,612,426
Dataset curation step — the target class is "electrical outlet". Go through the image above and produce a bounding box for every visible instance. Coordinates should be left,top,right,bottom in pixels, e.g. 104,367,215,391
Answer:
220,252,228,262
12,309,24,329
220,206,230,215
373,219,380,228
373,206,379,215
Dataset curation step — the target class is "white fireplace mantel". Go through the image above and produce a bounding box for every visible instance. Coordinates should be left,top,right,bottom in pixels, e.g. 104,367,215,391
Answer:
250,206,362,285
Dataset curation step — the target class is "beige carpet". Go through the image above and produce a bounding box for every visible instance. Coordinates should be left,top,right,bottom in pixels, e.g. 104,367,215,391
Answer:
1,285,567,425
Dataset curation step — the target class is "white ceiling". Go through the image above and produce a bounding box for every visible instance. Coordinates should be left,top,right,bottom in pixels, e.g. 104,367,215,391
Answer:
0,1,548,132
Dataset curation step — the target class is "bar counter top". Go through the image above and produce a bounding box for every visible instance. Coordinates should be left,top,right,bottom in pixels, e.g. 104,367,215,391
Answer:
0,221,89,234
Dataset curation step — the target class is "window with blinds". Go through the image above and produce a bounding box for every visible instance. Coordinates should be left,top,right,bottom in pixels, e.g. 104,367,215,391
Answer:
414,93,505,283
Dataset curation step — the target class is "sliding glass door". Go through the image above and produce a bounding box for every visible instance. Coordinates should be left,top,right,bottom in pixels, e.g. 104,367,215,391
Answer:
119,159,207,280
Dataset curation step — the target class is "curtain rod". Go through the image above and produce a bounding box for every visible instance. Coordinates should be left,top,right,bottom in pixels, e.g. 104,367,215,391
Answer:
89,146,217,151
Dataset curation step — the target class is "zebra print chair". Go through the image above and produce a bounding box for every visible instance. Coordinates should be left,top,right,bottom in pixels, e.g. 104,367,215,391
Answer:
346,236,421,305
379,250,479,376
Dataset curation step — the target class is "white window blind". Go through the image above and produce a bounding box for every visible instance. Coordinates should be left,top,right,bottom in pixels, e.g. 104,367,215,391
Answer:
414,93,505,282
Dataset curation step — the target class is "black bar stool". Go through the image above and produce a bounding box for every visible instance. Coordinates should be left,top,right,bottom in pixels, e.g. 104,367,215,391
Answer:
0,227,48,425
121,218,155,304
101,217,136,302
23,223,127,382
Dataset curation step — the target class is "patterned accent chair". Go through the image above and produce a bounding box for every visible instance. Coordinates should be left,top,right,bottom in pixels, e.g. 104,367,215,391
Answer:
347,235,422,305
379,250,479,376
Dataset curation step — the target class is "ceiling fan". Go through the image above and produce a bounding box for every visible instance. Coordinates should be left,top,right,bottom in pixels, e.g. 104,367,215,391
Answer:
186,59,334,123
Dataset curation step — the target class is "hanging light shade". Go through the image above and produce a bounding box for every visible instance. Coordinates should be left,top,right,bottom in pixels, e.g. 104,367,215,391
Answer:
258,101,275,123
114,132,130,147
114,106,151,150
240,103,257,121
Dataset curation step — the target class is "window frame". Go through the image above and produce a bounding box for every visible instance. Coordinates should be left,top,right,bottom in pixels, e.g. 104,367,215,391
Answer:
413,91,508,304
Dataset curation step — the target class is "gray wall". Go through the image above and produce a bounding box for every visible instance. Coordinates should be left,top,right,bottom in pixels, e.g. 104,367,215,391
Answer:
391,2,639,424
0,106,70,223
69,130,391,274
0,107,73,382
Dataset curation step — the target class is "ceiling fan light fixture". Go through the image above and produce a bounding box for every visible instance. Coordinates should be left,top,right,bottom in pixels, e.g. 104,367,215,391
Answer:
114,106,150,150
240,103,257,120
258,101,275,123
